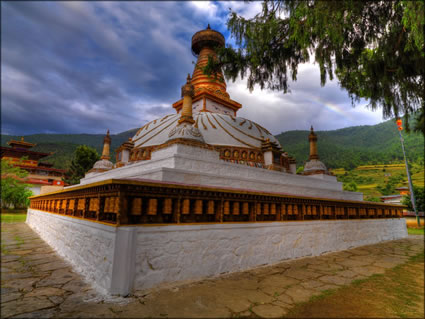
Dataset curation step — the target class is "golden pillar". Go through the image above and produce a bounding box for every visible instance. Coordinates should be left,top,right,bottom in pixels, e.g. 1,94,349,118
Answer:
101,130,111,160
308,126,319,160
179,74,195,125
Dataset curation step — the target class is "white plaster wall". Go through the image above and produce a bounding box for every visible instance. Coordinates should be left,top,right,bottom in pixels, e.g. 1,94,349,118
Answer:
26,209,407,295
77,144,361,201
133,218,407,290
26,209,118,295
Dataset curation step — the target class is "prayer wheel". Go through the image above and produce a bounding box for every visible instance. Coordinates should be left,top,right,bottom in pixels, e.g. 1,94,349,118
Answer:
148,199,158,215
242,202,249,215
256,202,262,215
263,203,269,215
207,200,215,214
131,198,142,215
163,198,172,214
223,201,230,215
194,200,203,215
182,199,190,214
232,202,239,215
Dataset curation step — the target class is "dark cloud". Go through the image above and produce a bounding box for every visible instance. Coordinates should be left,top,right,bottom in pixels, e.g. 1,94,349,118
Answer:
1,1,383,136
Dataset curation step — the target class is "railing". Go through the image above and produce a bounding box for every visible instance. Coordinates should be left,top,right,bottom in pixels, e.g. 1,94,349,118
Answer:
29,179,405,226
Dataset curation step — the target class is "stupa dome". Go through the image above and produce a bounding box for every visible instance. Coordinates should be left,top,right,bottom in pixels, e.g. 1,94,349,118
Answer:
132,113,280,151
304,159,327,173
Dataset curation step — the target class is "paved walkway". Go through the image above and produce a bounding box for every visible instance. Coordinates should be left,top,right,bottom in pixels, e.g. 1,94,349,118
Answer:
1,223,424,318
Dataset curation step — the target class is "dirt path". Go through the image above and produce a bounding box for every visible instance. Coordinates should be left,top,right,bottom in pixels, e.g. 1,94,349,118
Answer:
1,222,424,318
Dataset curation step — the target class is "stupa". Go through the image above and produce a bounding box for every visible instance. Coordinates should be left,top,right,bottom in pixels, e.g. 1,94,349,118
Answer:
79,25,351,201
27,26,407,296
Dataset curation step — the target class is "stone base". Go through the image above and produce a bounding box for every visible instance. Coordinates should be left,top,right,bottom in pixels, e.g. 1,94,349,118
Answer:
27,209,407,296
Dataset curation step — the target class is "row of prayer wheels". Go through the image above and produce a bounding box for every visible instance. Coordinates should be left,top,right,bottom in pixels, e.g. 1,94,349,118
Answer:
30,195,402,224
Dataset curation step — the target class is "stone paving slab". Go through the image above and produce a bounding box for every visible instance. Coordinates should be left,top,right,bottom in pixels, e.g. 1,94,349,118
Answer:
1,222,423,318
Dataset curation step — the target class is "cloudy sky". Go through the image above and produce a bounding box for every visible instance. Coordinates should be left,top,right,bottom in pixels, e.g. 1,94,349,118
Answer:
1,1,385,136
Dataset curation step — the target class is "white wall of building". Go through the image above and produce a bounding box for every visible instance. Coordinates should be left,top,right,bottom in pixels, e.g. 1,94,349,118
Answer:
27,209,407,295
79,144,362,201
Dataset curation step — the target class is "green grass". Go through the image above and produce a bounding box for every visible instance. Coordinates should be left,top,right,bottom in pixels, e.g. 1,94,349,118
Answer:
407,227,425,235
1,213,27,223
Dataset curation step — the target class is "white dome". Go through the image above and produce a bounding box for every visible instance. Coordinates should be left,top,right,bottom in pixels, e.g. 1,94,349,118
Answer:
304,159,327,172
132,113,281,150
92,159,113,170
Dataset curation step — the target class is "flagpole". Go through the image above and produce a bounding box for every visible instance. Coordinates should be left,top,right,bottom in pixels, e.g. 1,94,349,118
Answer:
396,120,420,227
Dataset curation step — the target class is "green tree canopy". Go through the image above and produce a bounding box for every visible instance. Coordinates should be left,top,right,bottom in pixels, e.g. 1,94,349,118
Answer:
63,145,100,185
1,159,33,209
402,186,425,212
343,181,358,192
207,0,424,132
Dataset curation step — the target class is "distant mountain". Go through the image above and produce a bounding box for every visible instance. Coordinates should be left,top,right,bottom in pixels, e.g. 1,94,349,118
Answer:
2,119,423,171
275,120,424,170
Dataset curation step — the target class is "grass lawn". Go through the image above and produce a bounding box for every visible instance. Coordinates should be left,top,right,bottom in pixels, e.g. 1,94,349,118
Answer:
1,209,27,223
408,227,425,235
284,251,425,318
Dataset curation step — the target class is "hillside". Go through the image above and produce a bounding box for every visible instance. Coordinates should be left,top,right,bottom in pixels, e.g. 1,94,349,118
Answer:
2,119,423,171
1,129,138,169
275,119,424,170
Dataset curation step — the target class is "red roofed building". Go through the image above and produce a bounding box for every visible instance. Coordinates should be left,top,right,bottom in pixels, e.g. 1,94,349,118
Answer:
1,137,67,195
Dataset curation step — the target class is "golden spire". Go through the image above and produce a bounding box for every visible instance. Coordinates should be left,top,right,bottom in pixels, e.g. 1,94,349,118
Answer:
101,130,111,160
178,74,195,124
191,25,229,99
308,126,319,160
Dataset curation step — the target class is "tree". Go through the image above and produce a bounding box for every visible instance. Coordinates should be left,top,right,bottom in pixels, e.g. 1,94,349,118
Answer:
206,0,424,132
1,159,33,209
343,181,358,192
63,145,100,185
402,186,425,212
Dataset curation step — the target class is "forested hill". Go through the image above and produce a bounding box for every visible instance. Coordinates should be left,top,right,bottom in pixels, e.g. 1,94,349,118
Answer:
1,129,138,170
275,119,424,170
2,119,423,170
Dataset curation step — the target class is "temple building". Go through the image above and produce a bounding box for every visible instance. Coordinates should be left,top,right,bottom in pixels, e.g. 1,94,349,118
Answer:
1,137,66,195
27,26,407,296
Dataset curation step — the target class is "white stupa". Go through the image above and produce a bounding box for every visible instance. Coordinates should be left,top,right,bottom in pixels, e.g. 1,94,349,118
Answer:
81,25,360,202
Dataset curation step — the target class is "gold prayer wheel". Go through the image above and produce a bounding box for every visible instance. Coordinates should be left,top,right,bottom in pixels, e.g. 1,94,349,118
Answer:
182,199,190,214
287,204,293,215
263,203,269,215
242,202,249,215
256,202,262,215
68,199,75,210
223,201,230,215
207,200,215,214
232,202,240,215
293,205,298,215
131,198,142,215
148,199,158,215
270,203,276,215
163,198,173,214
194,200,203,215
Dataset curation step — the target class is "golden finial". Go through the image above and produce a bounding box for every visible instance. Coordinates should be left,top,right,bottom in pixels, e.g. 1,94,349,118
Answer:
21,136,24,141
207,24,211,30
310,125,314,132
